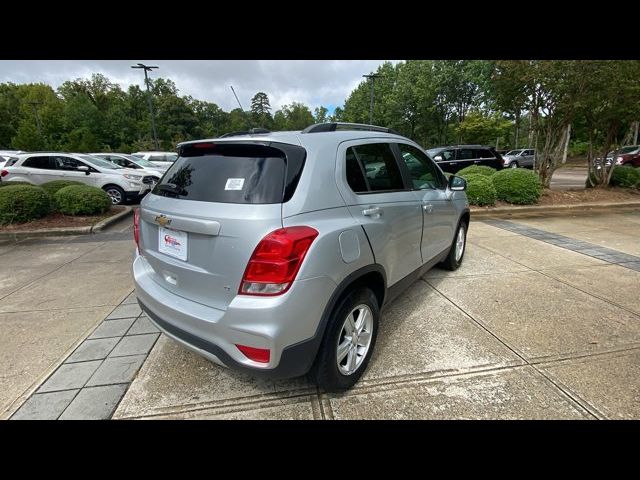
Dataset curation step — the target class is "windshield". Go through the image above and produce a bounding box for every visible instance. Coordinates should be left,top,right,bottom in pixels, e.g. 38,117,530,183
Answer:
506,150,524,156
615,146,639,154
426,148,442,157
122,154,157,168
78,154,122,169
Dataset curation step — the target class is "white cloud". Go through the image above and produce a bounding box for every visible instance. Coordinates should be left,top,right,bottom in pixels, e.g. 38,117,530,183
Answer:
0,60,401,112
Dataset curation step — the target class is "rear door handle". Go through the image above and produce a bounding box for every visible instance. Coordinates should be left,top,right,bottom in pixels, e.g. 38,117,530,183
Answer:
422,204,434,213
362,207,381,217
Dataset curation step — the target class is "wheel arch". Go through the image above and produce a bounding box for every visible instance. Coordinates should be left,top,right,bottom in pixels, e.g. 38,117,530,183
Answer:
300,264,387,375
459,208,470,228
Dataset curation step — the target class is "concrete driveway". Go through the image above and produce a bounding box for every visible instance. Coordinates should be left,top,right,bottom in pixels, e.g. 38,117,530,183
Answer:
4,211,640,419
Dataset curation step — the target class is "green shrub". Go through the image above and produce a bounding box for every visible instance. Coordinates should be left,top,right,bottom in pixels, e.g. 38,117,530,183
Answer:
40,180,85,196
0,181,34,188
0,185,52,225
491,168,542,204
457,165,497,178
463,174,497,206
610,166,640,189
54,185,112,215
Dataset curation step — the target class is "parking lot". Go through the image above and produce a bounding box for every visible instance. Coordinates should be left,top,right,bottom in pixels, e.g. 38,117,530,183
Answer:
2,210,640,420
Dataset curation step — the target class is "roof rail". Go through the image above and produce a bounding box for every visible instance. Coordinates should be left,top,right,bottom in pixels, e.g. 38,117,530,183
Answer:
301,122,402,136
219,128,271,138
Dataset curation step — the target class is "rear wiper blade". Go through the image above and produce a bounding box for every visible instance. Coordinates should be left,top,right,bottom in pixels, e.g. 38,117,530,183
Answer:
157,183,182,195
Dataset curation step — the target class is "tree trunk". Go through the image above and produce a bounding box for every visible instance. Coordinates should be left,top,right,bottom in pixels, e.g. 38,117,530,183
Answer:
562,123,571,164
514,110,520,149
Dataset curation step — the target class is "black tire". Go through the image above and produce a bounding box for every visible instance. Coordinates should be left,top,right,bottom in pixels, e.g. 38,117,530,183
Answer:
510,161,519,168
308,287,379,392
440,220,468,271
103,185,126,205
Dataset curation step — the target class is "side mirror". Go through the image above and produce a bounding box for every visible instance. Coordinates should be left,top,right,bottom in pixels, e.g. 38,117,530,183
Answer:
434,155,443,161
77,165,90,175
448,175,466,191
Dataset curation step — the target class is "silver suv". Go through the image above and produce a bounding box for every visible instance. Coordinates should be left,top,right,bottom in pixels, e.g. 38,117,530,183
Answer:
133,123,470,391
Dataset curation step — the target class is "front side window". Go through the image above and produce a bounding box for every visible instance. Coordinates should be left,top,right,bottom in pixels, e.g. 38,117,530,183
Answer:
52,156,82,171
428,149,455,161
346,143,405,193
398,143,445,190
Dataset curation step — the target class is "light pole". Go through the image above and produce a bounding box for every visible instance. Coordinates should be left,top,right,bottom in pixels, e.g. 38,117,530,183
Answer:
131,63,160,150
27,101,43,137
363,73,382,125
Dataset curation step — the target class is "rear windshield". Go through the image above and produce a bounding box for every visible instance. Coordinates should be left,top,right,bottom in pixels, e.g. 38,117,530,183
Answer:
153,143,304,204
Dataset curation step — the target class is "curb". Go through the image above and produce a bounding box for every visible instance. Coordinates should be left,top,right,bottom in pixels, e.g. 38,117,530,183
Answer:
0,206,133,240
91,205,133,232
471,201,640,218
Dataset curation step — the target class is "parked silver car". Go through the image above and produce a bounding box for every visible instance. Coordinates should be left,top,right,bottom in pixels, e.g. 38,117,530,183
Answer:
90,152,167,175
130,151,178,169
502,148,535,168
133,123,470,391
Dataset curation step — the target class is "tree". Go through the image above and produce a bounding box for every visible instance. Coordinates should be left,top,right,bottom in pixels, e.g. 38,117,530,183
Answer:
10,83,64,151
492,61,583,187
488,60,530,149
388,60,438,145
272,102,314,131
250,92,273,128
342,62,398,126
313,106,329,124
576,61,640,187
330,106,344,122
455,111,512,147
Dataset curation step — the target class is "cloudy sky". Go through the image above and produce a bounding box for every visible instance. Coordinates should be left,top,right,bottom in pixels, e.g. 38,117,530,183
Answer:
0,60,399,113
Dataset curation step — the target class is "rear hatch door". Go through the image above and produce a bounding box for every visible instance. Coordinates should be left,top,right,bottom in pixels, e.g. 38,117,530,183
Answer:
138,141,305,311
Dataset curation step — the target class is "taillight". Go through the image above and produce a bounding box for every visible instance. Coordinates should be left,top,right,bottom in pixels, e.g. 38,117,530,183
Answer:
133,208,140,249
0,170,8,177
235,344,270,363
239,226,319,296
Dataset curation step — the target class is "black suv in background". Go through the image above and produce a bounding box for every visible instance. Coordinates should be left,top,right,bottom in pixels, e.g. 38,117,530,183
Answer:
426,145,505,173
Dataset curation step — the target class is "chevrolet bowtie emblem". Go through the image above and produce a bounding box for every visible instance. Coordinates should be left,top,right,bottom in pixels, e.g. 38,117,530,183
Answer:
155,215,171,227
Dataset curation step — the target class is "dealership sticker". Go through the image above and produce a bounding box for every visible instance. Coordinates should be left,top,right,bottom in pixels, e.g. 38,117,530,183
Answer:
225,178,245,190
158,227,188,261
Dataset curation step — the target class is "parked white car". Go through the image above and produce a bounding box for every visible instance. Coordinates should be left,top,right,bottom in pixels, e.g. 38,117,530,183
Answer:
0,152,157,205
0,150,25,168
90,152,168,175
131,151,178,169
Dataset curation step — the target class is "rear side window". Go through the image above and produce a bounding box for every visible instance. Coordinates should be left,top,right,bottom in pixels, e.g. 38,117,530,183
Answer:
23,156,52,169
458,149,475,160
346,149,368,193
347,143,404,193
474,149,495,159
153,143,305,204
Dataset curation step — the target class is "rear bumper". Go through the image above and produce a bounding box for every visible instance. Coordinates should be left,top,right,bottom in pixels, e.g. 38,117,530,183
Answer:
125,190,150,203
133,253,337,378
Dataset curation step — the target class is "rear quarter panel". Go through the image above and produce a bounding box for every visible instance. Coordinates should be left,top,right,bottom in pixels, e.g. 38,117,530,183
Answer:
283,206,376,287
